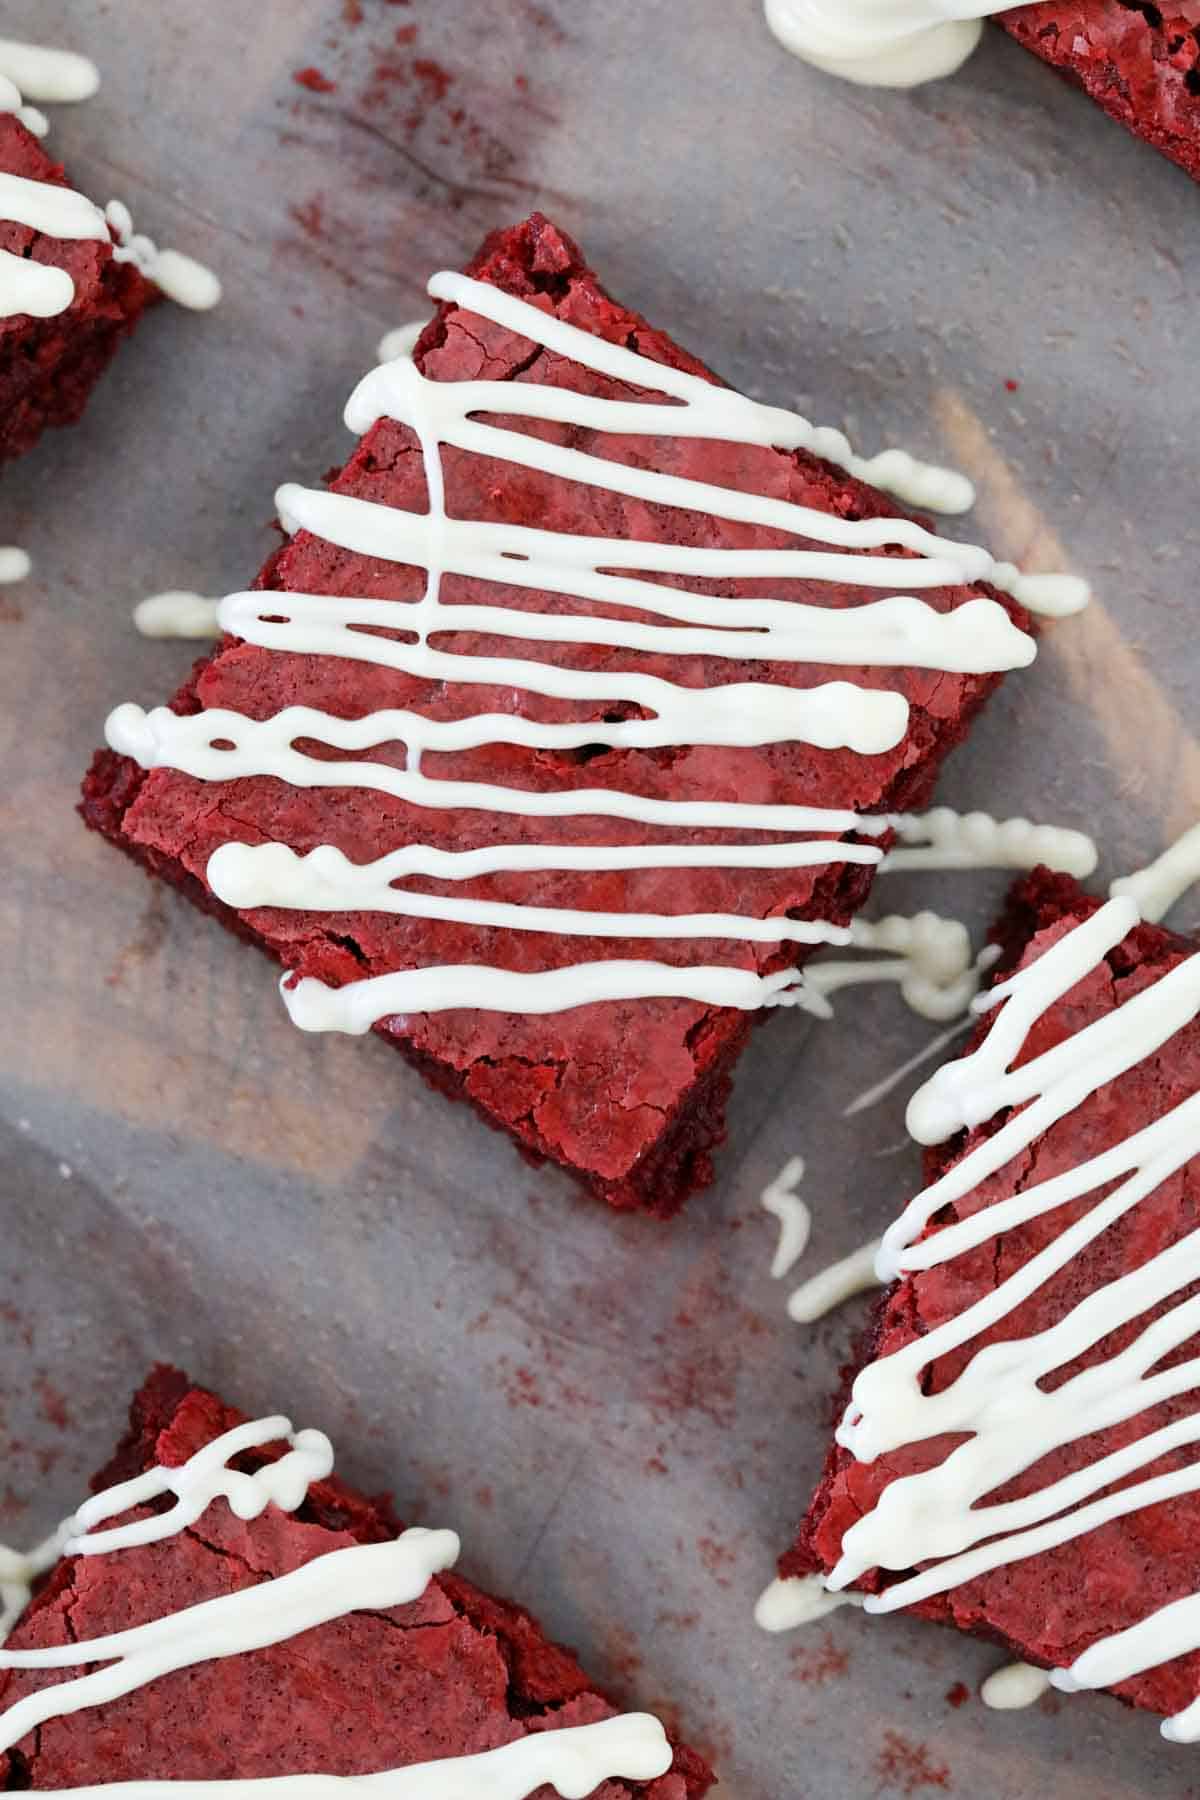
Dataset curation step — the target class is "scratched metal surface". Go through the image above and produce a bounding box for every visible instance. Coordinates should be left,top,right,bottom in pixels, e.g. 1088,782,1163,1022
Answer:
1,1,1199,1795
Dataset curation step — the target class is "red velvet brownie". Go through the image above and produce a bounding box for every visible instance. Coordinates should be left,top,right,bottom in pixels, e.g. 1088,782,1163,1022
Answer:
0,1365,711,1798
999,1,1200,184
82,211,1041,1216
779,866,1200,1738
0,113,157,465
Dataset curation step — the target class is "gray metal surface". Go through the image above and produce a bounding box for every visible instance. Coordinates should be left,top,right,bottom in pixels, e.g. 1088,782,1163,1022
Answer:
2,2,1198,1795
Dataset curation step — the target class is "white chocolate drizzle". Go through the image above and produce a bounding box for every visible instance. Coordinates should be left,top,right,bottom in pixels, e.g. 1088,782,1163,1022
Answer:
64,1415,334,1554
787,1238,883,1323
0,1412,674,1796
0,1528,72,1645
755,1573,865,1633
133,591,222,639
105,267,1084,1027
378,318,429,363
30,1715,674,1800
762,1155,811,1279
763,0,1018,89
104,202,222,312
1112,822,1200,924
803,912,977,1022
799,886,1200,1743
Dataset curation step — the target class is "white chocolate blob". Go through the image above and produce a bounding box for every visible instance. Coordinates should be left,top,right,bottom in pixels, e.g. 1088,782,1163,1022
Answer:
763,0,1016,89
0,40,100,103
762,1156,812,1279
981,1661,1052,1711
0,546,30,584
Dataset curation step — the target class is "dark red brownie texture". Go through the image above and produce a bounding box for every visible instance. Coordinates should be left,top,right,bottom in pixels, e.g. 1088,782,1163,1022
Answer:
1000,1,1200,184
81,210,1027,1217
784,865,1200,1726
0,115,157,465
0,1365,711,1798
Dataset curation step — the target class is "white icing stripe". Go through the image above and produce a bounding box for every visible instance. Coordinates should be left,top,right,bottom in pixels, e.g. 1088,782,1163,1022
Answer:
234,545,1033,675
208,840,877,904
282,497,1011,596
220,587,912,756
25,1715,674,1800
0,169,106,239
282,959,823,1032
764,0,1015,89
106,261,1082,1030
761,1156,811,1279
106,701,880,834
421,271,974,516
206,844,850,949
0,40,100,103
815,851,1200,1743
0,1418,333,1632
0,168,106,320
67,1417,334,1555
1112,822,1200,923
353,286,1084,618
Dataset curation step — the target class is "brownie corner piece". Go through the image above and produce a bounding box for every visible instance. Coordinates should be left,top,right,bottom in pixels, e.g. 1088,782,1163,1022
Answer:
0,113,158,465
776,863,1200,1740
0,1365,714,1800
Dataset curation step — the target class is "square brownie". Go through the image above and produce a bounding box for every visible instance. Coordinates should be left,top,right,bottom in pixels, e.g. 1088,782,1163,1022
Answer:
0,111,157,465
0,1365,711,1798
82,210,1048,1216
999,2,1200,185
778,866,1200,1740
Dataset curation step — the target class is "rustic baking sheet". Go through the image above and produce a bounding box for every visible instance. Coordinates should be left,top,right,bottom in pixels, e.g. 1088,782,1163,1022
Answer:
2,1,1199,1794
